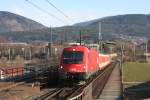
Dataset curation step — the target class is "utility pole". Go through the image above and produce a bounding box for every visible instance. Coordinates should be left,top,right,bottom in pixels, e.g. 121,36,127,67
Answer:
22,48,25,60
99,22,103,52
50,26,52,57
146,41,148,62
47,47,50,59
64,27,68,43
9,48,11,61
80,30,82,45
120,44,124,99
121,44,124,68
24,48,26,61
29,46,32,62
133,42,136,61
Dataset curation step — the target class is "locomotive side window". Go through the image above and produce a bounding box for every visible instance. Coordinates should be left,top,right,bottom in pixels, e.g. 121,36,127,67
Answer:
63,51,83,64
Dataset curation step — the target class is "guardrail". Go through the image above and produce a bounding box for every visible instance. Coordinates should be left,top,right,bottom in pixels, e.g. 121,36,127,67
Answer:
68,62,117,100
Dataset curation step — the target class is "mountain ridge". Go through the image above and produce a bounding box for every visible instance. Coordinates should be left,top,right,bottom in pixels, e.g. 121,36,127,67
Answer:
0,12,149,43
74,14,150,26
73,14,150,39
0,11,46,33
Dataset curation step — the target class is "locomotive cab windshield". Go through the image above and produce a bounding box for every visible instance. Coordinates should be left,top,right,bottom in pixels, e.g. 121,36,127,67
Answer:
63,51,83,64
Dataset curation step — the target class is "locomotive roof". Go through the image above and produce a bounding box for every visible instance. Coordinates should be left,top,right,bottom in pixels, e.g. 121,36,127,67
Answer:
64,45,89,51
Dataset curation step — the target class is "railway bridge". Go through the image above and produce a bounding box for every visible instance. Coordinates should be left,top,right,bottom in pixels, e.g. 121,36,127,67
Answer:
67,61,122,100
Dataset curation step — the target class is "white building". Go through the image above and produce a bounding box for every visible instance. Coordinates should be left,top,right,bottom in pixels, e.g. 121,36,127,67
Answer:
144,53,150,62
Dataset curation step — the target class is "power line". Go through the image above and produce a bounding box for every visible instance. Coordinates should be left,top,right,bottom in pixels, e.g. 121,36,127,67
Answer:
25,0,67,24
45,0,73,23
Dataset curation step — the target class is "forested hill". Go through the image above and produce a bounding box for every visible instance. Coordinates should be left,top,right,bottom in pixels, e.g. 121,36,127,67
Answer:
74,14,150,37
0,11,45,33
0,13,150,43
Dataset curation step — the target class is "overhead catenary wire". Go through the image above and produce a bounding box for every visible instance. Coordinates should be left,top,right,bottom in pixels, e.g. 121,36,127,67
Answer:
45,0,74,23
25,0,67,24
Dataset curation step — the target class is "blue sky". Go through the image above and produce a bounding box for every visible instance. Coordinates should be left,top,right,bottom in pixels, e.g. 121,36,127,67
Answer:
0,0,150,27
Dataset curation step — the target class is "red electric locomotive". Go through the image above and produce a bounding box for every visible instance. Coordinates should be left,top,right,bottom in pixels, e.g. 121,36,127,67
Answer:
59,45,111,80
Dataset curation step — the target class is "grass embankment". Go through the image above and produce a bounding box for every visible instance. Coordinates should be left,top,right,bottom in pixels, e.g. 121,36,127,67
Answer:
123,62,150,82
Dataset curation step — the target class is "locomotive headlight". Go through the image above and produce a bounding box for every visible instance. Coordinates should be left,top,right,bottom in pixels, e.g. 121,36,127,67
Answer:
83,66,86,69
60,66,63,69
73,49,76,51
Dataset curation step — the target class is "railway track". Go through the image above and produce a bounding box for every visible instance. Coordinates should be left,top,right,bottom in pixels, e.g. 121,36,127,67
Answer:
0,70,51,93
37,88,63,100
0,74,36,92
24,88,62,100
29,61,117,100
25,85,80,100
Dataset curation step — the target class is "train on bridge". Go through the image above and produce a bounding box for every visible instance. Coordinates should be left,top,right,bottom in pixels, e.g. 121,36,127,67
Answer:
59,45,116,80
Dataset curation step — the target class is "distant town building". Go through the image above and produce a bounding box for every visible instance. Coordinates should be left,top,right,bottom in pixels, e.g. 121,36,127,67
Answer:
0,42,27,46
0,67,24,80
144,53,150,62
